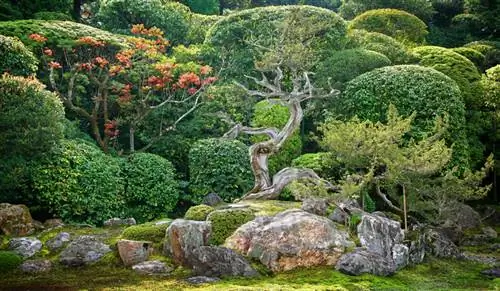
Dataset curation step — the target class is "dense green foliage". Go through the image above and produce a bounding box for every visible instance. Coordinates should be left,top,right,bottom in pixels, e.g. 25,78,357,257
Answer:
188,138,253,203
0,251,22,273
33,12,73,21
349,9,428,44
412,46,482,106
186,14,222,44
121,153,180,223
291,152,337,179
339,0,435,22
346,29,414,64
0,0,72,21
0,35,38,76
33,140,124,225
180,0,219,15
251,100,303,174
464,41,500,70
96,0,189,45
338,65,469,170
204,5,347,80
451,47,486,70
315,48,391,89
120,221,171,242
207,209,255,245
184,205,215,221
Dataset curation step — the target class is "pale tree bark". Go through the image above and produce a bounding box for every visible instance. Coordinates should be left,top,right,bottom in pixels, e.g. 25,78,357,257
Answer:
224,67,339,200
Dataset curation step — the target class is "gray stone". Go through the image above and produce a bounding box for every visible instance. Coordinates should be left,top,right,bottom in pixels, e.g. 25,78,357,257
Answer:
117,239,153,266
46,232,71,251
103,217,136,227
163,219,211,266
482,226,497,239
8,237,42,258
335,248,397,276
357,213,404,258
408,231,426,265
460,252,499,266
328,199,360,224
132,260,173,275
19,260,52,273
59,235,111,267
185,276,221,284
188,246,258,278
43,218,64,228
301,198,328,216
202,193,223,206
481,268,500,278
441,203,481,230
0,203,35,236
424,228,459,258
392,244,409,269
225,209,355,272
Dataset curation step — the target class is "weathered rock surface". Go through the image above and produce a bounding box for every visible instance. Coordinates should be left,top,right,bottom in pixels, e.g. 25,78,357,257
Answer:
163,219,211,266
481,268,500,278
43,218,64,228
225,209,355,272
59,235,111,266
0,203,35,236
328,199,361,224
188,246,258,278
132,260,172,275
202,193,224,206
441,203,481,230
301,198,328,216
424,228,459,258
117,239,153,266
8,237,42,258
357,213,404,258
19,259,52,273
336,248,397,276
407,230,426,265
46,232,71,251
392,244,409,269
103,218,136,227
185,276,221,284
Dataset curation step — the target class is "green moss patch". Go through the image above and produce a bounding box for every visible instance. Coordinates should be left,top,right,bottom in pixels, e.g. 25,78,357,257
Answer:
184,205,215,221
207,208,255,245
0,251,22,273
120,220,171,243
240,200,301,217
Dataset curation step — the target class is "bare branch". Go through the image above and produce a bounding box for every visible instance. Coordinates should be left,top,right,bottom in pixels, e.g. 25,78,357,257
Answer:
375,183,403,213
223,124,280,139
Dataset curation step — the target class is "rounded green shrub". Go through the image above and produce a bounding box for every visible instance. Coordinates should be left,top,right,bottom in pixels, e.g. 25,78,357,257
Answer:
291,152,338,179
431,0,464,26
482,65,500,109
346,29,414,64
96,0,189,45
451,47,486,70
349,9,428,44
188,138,253,204
252,100,303,175
412,46,482,106
315,48,391,89
204,5,347,80
207,208,255,245
32,140,125,225
33,12,73,21
0,35,38,76
0,251,22,273
338,65,468,170
339,0,435,22
464,41,500,70
184,205,215,221
121,153,180,223
186,14,223,44
180,0,219,15
121,221,171,242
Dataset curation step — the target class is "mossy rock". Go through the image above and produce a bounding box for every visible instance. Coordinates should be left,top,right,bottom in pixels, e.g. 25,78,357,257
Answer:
184,205,215,221
241,200,302,217
0,251,22,272
207,208,255,245
120,220,171,243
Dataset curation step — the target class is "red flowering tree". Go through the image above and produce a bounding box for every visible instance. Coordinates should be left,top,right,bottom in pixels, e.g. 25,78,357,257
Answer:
28,25,216,153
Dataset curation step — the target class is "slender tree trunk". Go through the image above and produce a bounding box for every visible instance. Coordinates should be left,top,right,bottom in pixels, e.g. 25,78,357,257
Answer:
130,126,135,153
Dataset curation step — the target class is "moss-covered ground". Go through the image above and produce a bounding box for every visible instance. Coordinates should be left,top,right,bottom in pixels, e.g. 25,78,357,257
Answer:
1,257,498,290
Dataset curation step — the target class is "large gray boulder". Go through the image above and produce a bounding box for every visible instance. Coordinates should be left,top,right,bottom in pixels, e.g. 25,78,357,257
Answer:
59,235,111,266
46,232,71,251
188,246,259,278
357,213,404,258
225,209,355,272
163,219,211,266
423,228,460,258
441,203,481,231
19,259,52,273
0,203,35,236
132,260,173,275
301,198,328,216
8,237,42,258
336,248,397,276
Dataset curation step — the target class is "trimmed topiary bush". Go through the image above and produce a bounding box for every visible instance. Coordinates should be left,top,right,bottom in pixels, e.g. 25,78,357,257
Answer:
251,100,303,175
189,138,253,204
32,140,125,225
451,47,486,71
0,251,23,273
315,48,391,89
346,29,414,64
0,35,38,76
96,0,190,45
338,65,469,170
464,41,500,70
207,208,255,245
184,205,215,221
180,0,219,15
121,220,171,242
349,9,428,44
121,153,180,223
204,5,347,80
339,0,435,22
412,46,482,106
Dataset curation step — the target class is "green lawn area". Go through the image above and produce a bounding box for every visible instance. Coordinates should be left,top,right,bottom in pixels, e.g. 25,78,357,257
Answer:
1,257,498,290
